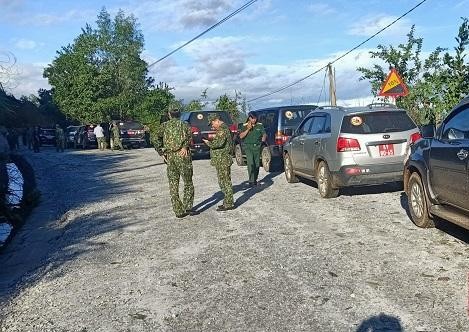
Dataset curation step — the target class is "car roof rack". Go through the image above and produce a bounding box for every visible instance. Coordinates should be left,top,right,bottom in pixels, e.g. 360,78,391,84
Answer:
317,105,345,110
366,102,397,109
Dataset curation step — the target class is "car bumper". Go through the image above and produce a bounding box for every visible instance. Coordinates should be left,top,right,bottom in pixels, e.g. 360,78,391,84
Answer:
332,163,404,187
190,143,210,155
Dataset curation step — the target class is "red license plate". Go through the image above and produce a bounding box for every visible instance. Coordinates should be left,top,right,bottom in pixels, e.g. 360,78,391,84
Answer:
379,144,394,156
127,130,134,135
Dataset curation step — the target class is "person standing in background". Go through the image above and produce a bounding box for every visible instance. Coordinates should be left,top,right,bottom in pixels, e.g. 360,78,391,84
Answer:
93,123,106,151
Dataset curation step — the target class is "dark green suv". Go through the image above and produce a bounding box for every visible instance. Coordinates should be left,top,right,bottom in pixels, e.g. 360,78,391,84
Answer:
234,105,317,171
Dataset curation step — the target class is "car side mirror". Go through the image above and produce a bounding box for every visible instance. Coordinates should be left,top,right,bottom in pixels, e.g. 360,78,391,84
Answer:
420,124,435,138
283,128,293,136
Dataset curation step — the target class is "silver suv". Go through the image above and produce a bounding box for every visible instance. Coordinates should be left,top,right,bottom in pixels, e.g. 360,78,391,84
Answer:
283,103,421,198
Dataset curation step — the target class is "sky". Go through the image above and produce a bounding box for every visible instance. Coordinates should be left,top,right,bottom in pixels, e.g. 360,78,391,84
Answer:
1,0,468,110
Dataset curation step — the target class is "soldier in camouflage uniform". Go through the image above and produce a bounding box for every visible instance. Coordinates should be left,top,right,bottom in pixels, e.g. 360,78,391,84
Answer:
155,109,196,218
111,122,124,150
55,124,65,152
202,114,234,211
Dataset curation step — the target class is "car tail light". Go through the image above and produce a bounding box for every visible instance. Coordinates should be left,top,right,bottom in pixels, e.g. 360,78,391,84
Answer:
229,124,238,133
191,126,200,135
410,132,422,144
337,137,361,152
345,167,362,175
275,131,290,145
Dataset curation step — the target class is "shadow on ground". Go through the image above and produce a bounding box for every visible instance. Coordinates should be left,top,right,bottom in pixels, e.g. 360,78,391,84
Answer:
193,171,281,213
356,313,403,332
0,148,163,304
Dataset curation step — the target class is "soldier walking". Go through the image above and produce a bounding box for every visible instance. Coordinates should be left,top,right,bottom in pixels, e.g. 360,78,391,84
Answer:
238,112,266,187
55,124,65,152
202,114,234,211
111,122,124,150
156,108,196,218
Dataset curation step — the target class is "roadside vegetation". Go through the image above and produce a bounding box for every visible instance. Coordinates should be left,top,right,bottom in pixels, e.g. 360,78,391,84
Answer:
358,17,469,125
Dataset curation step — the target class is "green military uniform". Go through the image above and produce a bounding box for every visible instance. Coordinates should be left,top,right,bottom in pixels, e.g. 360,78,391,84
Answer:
112,125,124,150
241,122,266,184
206,116,234,209
55,126,65,152
156,118,195,217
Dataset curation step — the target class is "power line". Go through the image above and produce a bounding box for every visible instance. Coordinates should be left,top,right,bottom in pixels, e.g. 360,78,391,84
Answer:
248,0,428,103
148,0,258,69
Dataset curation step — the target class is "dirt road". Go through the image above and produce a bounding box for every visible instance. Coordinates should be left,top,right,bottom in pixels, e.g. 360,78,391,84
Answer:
1,148,468,331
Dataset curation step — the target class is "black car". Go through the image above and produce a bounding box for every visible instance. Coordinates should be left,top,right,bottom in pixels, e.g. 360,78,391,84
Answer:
116,121,146,148
180,111,237,156
74,125,97,149
234,105,317,171
404,95,469,230
39,128,56,146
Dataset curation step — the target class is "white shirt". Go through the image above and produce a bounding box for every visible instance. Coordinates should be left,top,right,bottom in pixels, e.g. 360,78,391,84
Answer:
93,126,104,138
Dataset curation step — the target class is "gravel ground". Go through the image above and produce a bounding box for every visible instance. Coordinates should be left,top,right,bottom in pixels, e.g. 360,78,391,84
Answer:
0,147,468,332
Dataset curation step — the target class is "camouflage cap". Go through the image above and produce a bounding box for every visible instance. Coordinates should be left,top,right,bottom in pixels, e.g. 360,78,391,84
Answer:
207,113,220,124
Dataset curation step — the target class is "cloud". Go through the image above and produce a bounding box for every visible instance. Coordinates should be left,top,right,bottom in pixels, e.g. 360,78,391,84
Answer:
148,34,378,108
127,0,269,32
347,15,411,37
8,62,50,97
307,3,336,16
14,38,42,50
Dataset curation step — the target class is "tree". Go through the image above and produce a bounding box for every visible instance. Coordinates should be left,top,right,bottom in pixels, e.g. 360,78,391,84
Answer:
215,93,240,121
357,18,469,124
44,8,150,124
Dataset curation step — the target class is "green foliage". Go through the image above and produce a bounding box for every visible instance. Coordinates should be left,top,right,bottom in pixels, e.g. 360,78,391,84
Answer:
215,93,239,121
0,88,64,127
357,18,469,124
44,8,151,124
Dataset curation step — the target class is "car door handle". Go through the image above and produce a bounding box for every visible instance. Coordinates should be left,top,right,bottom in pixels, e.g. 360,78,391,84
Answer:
457,149,468,160
299,139,305,145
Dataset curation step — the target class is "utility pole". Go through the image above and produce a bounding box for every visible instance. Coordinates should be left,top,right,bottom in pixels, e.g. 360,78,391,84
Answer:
327,63,337,106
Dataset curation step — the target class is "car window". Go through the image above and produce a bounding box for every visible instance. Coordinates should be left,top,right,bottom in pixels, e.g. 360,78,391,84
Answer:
258,111,278,135
189,112,233,131
120,122,143,130
309,116,327,135
297,117,314,135
442,105,469,140
281,109,312,127
341,111,416,134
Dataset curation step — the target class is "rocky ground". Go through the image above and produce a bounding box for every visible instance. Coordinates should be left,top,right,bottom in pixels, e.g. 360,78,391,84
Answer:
0,147,468,332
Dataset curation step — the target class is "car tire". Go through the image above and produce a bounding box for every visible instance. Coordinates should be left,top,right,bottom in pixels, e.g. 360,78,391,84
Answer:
284,153,299,183
261,146,272,172
317,161,339,198
235,144,246,166
407,172,434,228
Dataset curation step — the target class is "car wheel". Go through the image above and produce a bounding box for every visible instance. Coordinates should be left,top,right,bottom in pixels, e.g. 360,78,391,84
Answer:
284,153,299,183
407,172,434,228
317,161,339,198
235,144,246,166
261,147,272,172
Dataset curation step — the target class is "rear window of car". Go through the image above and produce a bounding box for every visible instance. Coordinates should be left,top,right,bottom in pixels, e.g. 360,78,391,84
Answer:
119,122,143,130
340,111,416,134
280,108,314,127
188,112,233,130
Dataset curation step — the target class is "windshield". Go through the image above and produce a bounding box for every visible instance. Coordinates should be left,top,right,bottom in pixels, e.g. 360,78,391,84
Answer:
341,111,416,134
